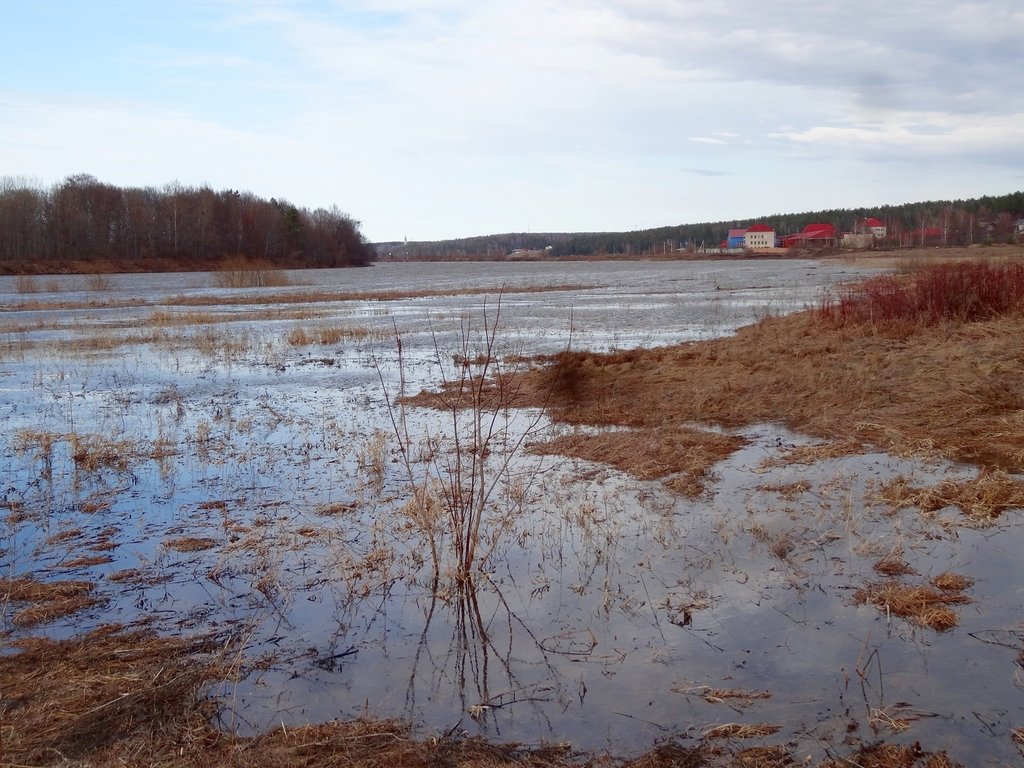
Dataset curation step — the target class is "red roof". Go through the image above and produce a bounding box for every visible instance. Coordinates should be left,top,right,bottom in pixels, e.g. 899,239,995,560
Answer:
864,217,884,227
746,223,774,233
802,223,836,237
727,228,748,237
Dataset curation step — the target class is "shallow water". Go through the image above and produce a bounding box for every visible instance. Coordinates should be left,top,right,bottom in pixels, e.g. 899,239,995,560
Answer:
3,259,1023,764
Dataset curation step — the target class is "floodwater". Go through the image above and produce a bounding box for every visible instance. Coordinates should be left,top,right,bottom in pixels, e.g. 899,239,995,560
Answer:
2,259,1023,765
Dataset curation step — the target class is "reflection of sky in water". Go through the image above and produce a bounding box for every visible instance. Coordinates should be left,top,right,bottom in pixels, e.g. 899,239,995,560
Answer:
4,260,1023,763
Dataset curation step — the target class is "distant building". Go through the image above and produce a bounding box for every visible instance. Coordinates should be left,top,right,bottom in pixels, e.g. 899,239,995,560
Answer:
744,223,776,249
861,217,887,239
727,228,748,249
781,223,836,249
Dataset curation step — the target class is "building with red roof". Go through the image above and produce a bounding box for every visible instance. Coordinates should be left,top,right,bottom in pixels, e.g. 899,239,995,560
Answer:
859,217,887,238
744,223,776,249
781,223,836,249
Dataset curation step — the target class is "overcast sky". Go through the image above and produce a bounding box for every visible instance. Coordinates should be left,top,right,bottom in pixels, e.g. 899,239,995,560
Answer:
3,1,1023,242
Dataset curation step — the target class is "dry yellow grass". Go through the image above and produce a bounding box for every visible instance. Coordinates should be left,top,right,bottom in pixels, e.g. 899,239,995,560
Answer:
2,576,100,628
532,426,745,498
287,324,383,346
165,536,218,553
854,577,972,631
877,470,1024,522
703,723,782,739
62,554,115,568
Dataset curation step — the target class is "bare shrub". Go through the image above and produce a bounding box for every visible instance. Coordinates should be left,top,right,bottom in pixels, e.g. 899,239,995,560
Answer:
15,274,40,293
85,273,114,291
819,261,1024,327
380,296,552,586
213,258,292,289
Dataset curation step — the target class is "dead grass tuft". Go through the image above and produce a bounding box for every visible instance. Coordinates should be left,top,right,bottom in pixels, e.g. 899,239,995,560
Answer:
819,741,961,767
877,471,1024,522
165,536,218,553
855,577,972,631
532,426,745,498
931,571,974,592
2,576,94,602
873,554,915,577
673,684,772,709
732,746,794,768
69,433,138,472
287,324,382,346
13,595,102,627
820,260,1024,327
314,500,358,516
2,576,99,627
62,554,115,568
756,480,812,500
703,723,782,739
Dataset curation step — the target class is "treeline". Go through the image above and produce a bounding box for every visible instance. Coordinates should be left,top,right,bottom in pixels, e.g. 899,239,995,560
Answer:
379,191,1024,260
0,175,375,274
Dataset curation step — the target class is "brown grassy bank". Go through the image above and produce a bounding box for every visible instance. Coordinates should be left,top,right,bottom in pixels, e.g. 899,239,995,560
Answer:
438,260,1024,511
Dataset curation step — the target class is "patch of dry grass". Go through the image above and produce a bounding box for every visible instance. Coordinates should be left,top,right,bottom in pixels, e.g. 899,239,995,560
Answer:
673,684,772,709
287,324,384,346
756,480,812,501
703,723,782,739
0,626,219,764
854,576,972,631
69,433,138,472
819,742,961,768
877,470,1024,522
165,536,218,553
532,426,746,498
62,554,115,568
1,576,99,627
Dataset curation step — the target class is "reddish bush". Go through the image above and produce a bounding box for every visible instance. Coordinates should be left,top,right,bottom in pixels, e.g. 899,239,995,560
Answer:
819,261,1024,325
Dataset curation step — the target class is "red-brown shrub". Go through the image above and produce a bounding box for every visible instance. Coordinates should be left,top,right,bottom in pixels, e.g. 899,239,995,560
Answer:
819,261,1024,326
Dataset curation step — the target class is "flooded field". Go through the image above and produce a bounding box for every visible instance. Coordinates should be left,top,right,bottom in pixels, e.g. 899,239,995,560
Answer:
3,259,1023,765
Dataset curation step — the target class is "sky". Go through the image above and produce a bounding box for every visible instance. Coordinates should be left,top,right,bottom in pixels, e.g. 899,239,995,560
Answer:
2,1,1023,242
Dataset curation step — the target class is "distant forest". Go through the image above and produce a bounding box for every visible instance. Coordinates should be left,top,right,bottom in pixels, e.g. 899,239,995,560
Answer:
0,175,375,274
378,191,1024,261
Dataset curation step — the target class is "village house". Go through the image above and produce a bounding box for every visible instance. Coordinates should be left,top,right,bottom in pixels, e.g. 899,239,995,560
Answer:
744,223,776,249
727,228,748,249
